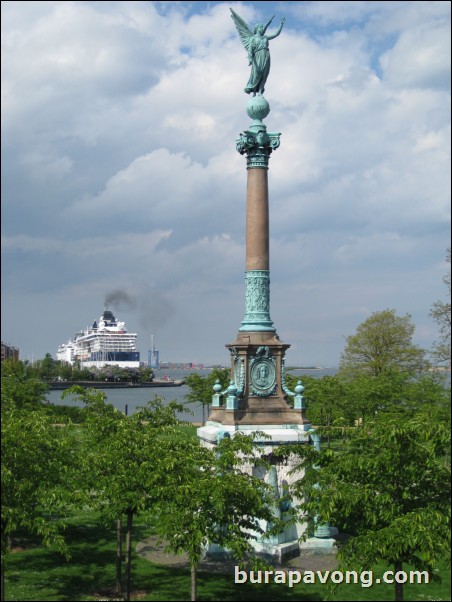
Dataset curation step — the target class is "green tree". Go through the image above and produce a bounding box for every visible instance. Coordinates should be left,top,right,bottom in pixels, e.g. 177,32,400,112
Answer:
402,371,451,431
293,415,451,602
287,375,346,443
71,365,94,381
55,360,73,381
138,366,154,383
289,369,450,432
39,352,56,380
341,372,407,426
1,359,49,408
1,373,76,601
66,387,185,601
286,371,387,430
185,368,230,424
430,248,451,366
339,309,426,377
157,433,281,601
341,370,450,429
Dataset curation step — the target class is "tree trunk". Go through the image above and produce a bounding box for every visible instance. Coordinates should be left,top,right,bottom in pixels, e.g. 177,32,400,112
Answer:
191,563,197,602
191,564,198,602
1,566,5,602
394,560,403,602
116,515,123,595
125,510,133,602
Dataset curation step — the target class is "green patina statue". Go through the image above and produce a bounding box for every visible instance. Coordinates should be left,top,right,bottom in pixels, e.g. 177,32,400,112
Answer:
230,8,285,96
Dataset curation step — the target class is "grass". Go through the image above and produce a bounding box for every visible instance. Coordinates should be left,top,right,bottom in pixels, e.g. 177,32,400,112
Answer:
4,510,450,601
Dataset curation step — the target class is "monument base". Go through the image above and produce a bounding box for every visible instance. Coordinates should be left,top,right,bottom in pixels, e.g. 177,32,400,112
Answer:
198,422,312,443
300,537,337,555
251,540,301,563
198,422,312,563
203,540,301,564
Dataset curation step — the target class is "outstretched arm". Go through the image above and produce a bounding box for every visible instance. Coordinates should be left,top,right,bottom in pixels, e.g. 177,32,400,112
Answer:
267,16,285,40
263,15,274,34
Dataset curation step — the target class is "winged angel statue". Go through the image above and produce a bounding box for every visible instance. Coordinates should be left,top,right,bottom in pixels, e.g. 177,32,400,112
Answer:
230,8,285,96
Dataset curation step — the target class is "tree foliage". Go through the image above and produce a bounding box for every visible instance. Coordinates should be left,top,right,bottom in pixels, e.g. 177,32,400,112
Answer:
1,369,78,599
339,309,426,377
292,415,450,601
65,386,186,601
1,359,49,409
1,408,73,552
13,357,154,384
184,367,230,424
288,369,450,432
336,370,450,427
156,433,282,601
430,248,451,366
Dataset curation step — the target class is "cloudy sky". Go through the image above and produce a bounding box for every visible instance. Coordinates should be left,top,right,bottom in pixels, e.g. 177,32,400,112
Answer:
2,1,450,367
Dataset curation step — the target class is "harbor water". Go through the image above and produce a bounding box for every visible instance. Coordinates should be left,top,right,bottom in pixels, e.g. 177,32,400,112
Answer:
46,367,338,422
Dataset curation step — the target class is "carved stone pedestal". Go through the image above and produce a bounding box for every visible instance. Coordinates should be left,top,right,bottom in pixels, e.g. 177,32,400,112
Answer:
197,420,311,562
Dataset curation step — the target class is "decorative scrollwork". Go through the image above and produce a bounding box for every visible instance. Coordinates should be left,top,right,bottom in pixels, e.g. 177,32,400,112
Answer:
281,357,305,409
230,347,239,362
281,356,294,397
230,347,245,396
240,270,275,332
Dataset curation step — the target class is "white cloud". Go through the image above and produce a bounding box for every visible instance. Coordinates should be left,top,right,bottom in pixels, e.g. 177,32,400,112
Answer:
380,21,451,89
1,1,450,366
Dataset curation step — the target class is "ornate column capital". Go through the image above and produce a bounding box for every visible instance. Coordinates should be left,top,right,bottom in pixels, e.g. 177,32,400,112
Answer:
236,129,281,169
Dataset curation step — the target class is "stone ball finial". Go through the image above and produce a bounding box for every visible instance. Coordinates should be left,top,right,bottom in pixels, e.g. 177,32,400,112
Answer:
227,380,238,394
213,379,222,393
295,380,305,394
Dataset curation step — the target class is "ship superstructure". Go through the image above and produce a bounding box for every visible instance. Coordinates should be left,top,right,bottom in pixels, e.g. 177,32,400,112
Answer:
57,309,140,368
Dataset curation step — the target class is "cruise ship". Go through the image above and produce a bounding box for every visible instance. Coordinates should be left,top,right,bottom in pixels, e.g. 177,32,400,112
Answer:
57,309,140,368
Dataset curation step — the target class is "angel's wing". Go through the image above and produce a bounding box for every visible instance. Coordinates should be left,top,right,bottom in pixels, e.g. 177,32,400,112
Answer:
230,8,253,51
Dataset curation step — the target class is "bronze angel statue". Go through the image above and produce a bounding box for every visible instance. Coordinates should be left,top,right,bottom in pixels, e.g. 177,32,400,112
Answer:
230,8,285,96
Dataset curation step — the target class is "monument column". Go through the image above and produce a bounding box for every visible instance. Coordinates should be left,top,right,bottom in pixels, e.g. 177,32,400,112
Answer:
197,8,328,562
236,97,279,335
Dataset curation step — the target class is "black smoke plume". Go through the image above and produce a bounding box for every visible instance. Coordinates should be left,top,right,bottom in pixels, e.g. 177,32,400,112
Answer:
104,288,175,332
105,290,137,310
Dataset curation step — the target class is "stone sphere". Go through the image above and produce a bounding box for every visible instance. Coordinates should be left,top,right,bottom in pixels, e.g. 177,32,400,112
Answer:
246,95,270,121
227,380,238,394
295,380,305,394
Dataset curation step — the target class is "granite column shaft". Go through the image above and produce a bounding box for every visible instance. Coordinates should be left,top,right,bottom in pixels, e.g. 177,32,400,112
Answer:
246,168,269,271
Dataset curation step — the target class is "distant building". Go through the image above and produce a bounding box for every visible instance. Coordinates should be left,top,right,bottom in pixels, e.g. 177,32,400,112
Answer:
158,361,206,370
148,348,159,369
148,335,159,369
1,342,19,362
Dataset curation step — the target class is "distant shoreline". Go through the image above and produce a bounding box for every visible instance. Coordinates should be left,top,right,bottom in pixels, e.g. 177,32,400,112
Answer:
48,380,185,390
289,366,327,370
